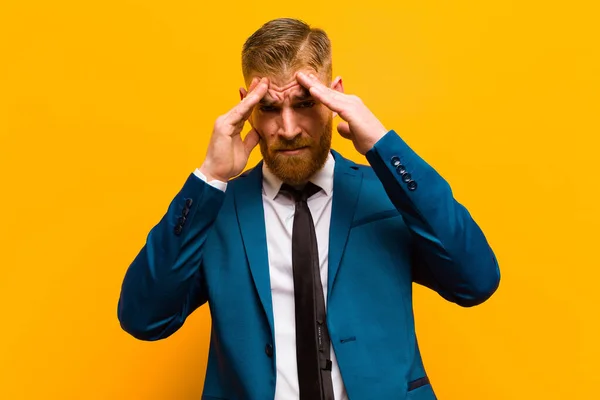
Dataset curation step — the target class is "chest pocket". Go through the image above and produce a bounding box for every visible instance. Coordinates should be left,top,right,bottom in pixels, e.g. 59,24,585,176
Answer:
407,376,437,399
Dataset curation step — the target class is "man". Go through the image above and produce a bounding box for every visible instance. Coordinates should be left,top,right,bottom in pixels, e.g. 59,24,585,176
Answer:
118,18,500,400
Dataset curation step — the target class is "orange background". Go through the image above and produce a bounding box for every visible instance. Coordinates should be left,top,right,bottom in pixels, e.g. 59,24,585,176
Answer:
1,0,599,399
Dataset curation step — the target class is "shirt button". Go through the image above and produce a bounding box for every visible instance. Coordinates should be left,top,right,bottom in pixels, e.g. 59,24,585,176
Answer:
265,343,273,358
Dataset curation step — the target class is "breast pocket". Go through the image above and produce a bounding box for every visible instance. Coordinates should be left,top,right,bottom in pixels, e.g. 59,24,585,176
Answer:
407,377,437,400
351,209,399,229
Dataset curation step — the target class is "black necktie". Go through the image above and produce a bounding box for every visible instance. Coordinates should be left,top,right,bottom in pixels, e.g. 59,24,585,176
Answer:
280,182,335,400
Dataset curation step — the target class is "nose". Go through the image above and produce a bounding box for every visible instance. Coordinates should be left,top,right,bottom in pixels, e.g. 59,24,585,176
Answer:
278,107,301,140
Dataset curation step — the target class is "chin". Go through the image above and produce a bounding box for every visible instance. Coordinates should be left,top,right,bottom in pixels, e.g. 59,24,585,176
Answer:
281,174,313,186
265,156,310,184
261,140,329,185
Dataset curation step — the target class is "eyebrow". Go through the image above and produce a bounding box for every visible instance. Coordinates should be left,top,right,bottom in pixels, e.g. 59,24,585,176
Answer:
259,88,313,106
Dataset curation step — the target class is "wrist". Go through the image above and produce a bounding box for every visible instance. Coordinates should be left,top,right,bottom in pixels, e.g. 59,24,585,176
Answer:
199,164,227,183
360,126,389,155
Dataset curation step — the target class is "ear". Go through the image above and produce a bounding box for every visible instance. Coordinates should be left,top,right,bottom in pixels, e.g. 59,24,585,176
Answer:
239,87,248,101
331,76,344,93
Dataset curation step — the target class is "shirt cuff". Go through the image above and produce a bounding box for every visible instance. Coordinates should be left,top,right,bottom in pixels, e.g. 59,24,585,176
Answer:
193,168,228,192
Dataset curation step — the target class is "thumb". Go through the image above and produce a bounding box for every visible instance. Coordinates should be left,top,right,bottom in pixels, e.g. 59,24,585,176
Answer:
337,121,352,139
243,128,261,155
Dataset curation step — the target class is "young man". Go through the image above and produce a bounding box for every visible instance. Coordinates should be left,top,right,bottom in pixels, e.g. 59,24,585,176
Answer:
118,17,500,400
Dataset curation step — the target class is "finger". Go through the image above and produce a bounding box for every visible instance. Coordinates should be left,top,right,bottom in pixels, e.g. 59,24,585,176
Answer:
296,72,347,113
228,77,269,124
243,128,261,155
313,84,349,114
247,76,267,98
240,77,260,100
295,71,327,91
247,77,260,93
239,77,259,101
337,121,352,139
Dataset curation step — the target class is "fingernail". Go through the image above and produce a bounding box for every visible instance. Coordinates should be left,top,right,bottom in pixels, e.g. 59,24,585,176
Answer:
309,73,316,79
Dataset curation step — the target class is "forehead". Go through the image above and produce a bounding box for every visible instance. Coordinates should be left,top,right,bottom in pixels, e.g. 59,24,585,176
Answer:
247,66,320,87
248,68,325,103
265,81,309,102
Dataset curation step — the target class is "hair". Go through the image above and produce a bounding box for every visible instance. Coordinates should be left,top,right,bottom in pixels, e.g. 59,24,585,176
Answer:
242,18,332,83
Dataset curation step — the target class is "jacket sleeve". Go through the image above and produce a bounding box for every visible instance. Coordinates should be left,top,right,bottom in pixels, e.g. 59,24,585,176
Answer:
365,130,500,307
117,173,226,340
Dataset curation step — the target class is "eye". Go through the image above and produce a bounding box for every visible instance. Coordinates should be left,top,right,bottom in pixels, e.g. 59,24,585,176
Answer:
295,101,316,109
259,105,278,113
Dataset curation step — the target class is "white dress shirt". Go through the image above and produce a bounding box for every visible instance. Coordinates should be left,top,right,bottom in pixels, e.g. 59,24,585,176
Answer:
194,153,348,400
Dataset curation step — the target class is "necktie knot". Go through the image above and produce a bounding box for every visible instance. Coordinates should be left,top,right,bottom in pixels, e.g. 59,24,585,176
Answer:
280,182,321,203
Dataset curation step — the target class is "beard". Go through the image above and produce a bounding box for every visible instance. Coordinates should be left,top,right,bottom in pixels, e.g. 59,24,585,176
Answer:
259,117,332,186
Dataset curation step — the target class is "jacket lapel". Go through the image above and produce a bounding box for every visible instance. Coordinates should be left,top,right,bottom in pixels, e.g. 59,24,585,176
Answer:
233,163,275,336
232,152,362,333
328,150,363,297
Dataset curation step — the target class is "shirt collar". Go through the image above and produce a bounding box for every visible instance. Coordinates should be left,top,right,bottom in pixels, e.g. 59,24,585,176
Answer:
262,151,335,200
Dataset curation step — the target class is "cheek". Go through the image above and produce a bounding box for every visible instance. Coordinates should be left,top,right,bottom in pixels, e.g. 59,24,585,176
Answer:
253,114,278,139
300,108,329,133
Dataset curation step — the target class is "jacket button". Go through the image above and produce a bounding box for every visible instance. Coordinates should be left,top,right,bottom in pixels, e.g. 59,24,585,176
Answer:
407,180,418,191
174,225,183,235
185,198,193,207
401,172,412,183
265,344,273,358
396,164,407,175
391,156,401,167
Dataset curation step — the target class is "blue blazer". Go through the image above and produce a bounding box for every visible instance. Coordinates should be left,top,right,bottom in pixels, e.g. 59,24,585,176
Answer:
118,130,500,400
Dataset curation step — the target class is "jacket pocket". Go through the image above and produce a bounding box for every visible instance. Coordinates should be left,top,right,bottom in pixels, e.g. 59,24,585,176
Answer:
351,209,399,228
408,376,430,391
407,377,437,400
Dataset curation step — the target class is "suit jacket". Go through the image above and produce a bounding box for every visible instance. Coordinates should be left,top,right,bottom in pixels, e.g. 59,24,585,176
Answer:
118,130,500,400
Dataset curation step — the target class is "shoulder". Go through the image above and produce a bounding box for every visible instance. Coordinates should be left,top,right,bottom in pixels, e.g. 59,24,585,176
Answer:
332,150,380,184
333,151,395,208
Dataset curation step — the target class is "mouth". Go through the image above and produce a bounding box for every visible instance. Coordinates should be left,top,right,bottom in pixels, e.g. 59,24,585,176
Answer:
277,146,309,155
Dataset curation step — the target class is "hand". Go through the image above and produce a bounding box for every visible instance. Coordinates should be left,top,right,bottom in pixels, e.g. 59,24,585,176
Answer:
296,72,388,155
199,77,269,182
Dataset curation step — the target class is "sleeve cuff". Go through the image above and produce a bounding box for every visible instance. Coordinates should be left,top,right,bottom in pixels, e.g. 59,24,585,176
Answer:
193,169,228,192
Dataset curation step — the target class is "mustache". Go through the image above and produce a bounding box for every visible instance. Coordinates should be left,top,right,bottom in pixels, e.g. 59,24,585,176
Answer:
269,138,313,151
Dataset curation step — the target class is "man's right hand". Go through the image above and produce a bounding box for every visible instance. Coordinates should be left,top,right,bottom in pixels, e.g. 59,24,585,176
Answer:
199,77,269,182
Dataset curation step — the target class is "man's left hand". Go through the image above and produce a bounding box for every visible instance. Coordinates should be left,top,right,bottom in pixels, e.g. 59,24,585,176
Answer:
296,71,388,155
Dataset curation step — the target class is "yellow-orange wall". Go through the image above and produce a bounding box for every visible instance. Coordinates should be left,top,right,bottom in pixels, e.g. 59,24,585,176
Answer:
1,0,599,398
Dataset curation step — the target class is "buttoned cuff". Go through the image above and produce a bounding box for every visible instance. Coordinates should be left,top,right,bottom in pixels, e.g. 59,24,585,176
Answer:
366,130,421,193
